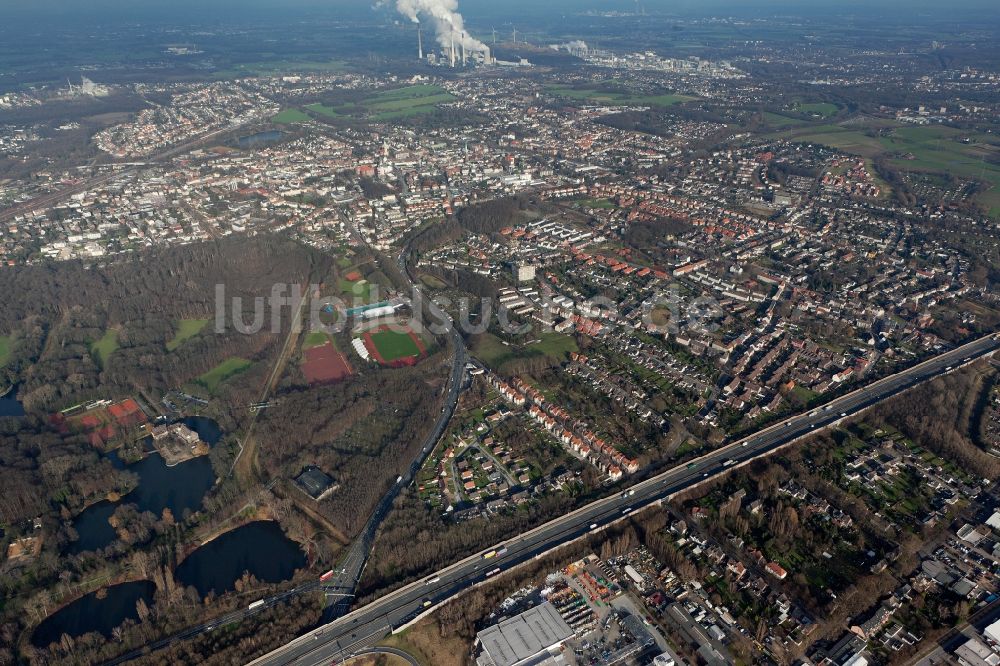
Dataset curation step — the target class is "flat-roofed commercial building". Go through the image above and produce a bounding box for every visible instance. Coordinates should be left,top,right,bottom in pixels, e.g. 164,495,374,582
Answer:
475,602,574,666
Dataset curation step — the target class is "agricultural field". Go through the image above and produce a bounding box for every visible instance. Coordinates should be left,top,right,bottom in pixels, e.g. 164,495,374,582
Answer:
233,59,346,76
365,85,457,120
761,112,812,128
545,84,696,107
879,126,1000,195
90,329,119,367
166,318,210,352
769,120,1000,214
791,101,839,117
298,85,458,122
196,357,252,393
271,108,311,124
304,103,341,118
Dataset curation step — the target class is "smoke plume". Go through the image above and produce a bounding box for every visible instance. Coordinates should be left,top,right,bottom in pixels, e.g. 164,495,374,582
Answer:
550,40,589,53
392,0,487,54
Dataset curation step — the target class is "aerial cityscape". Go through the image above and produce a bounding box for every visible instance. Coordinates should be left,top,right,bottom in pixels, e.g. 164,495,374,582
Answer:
2,0,1000,665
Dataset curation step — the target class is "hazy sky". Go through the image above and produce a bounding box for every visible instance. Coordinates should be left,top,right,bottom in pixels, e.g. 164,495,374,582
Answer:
3,0,997,25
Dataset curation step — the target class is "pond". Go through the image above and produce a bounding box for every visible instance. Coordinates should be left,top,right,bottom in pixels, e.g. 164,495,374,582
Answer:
236,130,286,149
174,521,306,598
67,417,222,554
31,580,156,648
0,384,25,417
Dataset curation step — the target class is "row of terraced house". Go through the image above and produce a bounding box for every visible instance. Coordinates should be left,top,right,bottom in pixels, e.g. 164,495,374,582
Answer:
486,371,640,481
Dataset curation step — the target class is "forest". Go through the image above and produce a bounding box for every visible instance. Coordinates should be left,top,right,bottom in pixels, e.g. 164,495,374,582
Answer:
0,235,347,663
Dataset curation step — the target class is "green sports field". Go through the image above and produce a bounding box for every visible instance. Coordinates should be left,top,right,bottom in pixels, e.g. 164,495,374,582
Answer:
302,330,333,350
368,328,422,362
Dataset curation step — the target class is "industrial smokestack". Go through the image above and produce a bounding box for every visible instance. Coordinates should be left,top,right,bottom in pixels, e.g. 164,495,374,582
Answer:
390,1,488,62
418,25,423,60
450,32,456,67
462,32,467,66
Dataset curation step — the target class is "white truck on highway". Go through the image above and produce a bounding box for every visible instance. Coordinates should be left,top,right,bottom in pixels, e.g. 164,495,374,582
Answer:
248,599,265,611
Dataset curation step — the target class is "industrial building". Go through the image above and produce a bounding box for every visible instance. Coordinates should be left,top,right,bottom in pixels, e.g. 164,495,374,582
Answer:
294,465,337,500
474,602,574,666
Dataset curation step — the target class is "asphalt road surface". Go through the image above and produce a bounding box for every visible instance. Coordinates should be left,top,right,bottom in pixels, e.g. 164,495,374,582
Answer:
249,334,1000,666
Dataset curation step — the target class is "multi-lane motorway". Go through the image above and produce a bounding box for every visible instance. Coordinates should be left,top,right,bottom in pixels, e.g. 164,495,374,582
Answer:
250,332,1000,666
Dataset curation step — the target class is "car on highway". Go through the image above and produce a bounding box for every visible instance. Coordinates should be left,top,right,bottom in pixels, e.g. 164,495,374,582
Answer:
589,523,598,529
422,599,433,608
425,576,440,585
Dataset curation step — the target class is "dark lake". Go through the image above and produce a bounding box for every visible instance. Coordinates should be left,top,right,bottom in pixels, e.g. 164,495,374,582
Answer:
67,417,222,554
174,521,306,598
236,130,285,149
31,580,155,648
183,415,223,445
0,384,25,417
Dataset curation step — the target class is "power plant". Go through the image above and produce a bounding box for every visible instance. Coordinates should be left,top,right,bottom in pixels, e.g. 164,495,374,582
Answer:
394,0,493,67
422,29,492,67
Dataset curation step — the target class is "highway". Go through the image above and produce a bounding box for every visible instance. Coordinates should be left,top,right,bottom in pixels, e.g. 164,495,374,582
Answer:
249,332,1000,666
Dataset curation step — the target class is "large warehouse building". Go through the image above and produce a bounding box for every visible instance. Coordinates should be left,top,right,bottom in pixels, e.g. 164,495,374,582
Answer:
474,602,574,666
